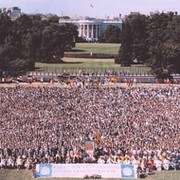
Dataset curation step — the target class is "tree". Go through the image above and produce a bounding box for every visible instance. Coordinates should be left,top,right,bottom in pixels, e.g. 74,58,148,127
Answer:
146,12,180,79
0,42,27,75
0,13,12,45
116,21,133,66
39,23,78,63
0,14,40,75
129,14,148,63
0,13,31,76
47,14,60,24
40,24,66,63
0,13,79,76
116,14,148,65
164,13,180,74
100,25,122,43
61,23,78,48
116,12,180,78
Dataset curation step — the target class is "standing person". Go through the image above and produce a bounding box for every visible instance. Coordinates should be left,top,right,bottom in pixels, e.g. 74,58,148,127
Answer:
16,156,23,171
8,156,15,169
0,156,6,170
172,157,178,171
163,157,170,170
154,157,162,171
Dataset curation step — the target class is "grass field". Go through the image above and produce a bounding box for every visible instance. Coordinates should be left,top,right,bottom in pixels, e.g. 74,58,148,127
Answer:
35,43,150,74
65,43,121,54
0,169,179,180
36,58,150,74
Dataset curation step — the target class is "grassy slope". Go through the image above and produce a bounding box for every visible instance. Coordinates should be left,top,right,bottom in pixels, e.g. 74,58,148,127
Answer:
0,170,179,180
36,60,150,74
35,43,150,74
66,43,121,54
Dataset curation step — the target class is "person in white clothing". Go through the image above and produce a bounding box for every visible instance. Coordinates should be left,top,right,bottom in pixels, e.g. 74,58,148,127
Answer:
106,155,116,164
97,156,105,164
0,156,6,169
8,156,15,169
25,157,32,170
154,157,162,171
163,158,170,170
16,156,23,171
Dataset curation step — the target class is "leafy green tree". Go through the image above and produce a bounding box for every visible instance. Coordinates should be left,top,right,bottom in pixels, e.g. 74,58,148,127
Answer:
146,12,180,79
39,23,78,63
0,13,12,45
116,14,148,65
13,14,37,70
101,25,122,43
40,24,66,63
117,12,180,78
129,14,148,63
116,21,133,66
47,14,60,24
0,12,78,76
0,41,27,75
164,13,180,74
60,23,78,48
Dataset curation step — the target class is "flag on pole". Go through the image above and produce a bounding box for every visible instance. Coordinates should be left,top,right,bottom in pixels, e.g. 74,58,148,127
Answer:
96,132,103,145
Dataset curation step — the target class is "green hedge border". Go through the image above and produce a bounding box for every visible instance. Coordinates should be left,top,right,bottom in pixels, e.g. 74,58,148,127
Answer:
64,53,117,59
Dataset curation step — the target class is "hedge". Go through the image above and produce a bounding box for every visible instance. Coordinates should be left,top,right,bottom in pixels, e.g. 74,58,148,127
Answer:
64,53,117,59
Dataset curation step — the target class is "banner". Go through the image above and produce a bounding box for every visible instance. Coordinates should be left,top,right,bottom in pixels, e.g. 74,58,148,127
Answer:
85,141,94,157
36,164,52,178
121,164,137,179
36,163,137,179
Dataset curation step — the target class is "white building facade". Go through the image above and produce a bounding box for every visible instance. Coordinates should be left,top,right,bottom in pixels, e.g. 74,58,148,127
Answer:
59,17,122,42
0,7,21,20
8,7,21,20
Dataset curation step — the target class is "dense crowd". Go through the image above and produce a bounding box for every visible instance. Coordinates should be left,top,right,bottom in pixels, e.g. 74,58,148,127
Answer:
0,85,179,173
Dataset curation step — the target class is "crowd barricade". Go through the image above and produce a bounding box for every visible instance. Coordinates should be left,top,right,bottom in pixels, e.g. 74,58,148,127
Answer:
35,163,137,179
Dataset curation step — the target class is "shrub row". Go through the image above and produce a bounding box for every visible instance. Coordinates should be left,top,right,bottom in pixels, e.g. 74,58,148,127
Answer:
64,53,117,59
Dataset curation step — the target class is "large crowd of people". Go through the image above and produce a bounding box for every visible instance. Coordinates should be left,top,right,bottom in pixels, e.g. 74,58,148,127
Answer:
0,84,179,174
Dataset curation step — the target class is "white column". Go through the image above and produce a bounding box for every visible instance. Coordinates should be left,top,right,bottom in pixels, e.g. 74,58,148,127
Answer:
87,24,89,38
96,25,98,39
98,25,101,38
83,24,85,37
92,24,94,38
79,24,82,37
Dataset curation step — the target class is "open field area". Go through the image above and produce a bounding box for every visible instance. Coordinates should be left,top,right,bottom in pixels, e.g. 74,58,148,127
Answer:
0,170,180,180
65,43,121,54
36,58,150,74
36,43,150,74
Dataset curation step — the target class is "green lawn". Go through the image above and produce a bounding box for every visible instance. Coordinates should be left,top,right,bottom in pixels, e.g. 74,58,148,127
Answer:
0,169,179,180
36,58,150,74
35,43,150,75
65,43,121,54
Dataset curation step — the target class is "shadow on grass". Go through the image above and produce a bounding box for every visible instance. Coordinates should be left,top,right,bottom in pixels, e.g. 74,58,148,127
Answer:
66,49,87,52
36,61,82,65
65,49,86,52
60,61,82,64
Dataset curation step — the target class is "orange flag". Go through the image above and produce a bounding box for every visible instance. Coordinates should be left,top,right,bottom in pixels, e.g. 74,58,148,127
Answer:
96,132,103,145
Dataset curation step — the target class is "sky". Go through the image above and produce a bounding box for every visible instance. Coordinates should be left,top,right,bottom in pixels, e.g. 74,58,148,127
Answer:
0,0,180,18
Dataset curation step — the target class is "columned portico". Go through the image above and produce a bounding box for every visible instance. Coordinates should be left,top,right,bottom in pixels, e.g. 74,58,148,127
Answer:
59,17,122,42
79,22,101,41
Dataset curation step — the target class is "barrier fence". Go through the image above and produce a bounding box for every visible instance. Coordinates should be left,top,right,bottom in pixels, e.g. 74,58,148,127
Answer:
37,66,151,75
27,71,180,84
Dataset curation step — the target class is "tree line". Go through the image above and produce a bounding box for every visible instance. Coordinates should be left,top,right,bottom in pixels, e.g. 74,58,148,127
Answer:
0,13,78,76
116,12,180,79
